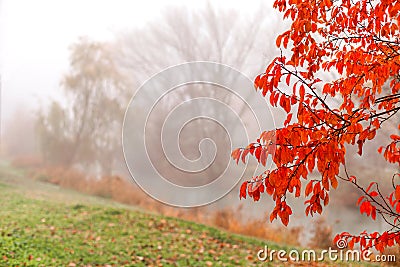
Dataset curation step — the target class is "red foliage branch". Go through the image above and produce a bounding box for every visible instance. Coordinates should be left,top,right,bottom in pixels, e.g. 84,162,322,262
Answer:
233,0,400,252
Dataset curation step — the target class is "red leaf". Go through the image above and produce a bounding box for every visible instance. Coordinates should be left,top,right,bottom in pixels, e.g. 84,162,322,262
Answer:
241,149,249,164
240,182,247,199
270,211,276,223
255,146,262,161
285,74,291,86
260,148,267,166
333,235,341,245
357,140,364,156
390,134,400,141
357,196,365,206
324,0,332,8
252,188,261,201
366,182,376,193
369,191,378,197
254,75,261,89
348,238,355,249
284,113,293,126
283,35,289,48
371,206,376,220
395,185,400,201
299,84,305,101
283,97,291,113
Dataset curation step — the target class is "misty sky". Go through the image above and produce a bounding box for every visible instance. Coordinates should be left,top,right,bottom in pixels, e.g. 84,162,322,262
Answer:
0,0,263,125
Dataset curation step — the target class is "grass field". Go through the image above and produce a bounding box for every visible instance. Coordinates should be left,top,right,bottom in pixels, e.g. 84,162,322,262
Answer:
0,162,379,266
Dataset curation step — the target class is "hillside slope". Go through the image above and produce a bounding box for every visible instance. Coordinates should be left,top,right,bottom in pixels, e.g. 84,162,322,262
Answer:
0,163,374,266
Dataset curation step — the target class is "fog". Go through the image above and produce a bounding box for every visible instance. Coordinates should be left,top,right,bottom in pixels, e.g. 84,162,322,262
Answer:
1,0,398,247
1,0,252,120
1,0,282,213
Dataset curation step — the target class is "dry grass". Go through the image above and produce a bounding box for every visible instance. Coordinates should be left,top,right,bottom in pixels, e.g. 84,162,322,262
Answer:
11,155,43,169
9,158,399,265
308,217,333,249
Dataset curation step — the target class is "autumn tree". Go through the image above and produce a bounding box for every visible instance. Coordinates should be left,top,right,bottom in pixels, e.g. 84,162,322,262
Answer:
232,0,400,253
37,38,128,175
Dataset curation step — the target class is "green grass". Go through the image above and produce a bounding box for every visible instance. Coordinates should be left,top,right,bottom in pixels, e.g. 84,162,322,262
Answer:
0,162,381,266
0,184,282,266
0,163,284,266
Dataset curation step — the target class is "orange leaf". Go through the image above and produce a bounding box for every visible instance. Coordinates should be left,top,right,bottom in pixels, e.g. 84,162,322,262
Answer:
276,34,283,47
231,148,241,164
331,176,338,189
305,181,313,196
324,194,329,206
280,210,289,226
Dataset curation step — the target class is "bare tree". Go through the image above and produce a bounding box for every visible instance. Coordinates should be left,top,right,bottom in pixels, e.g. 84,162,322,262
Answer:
115,3,283,186
115,3,280,87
